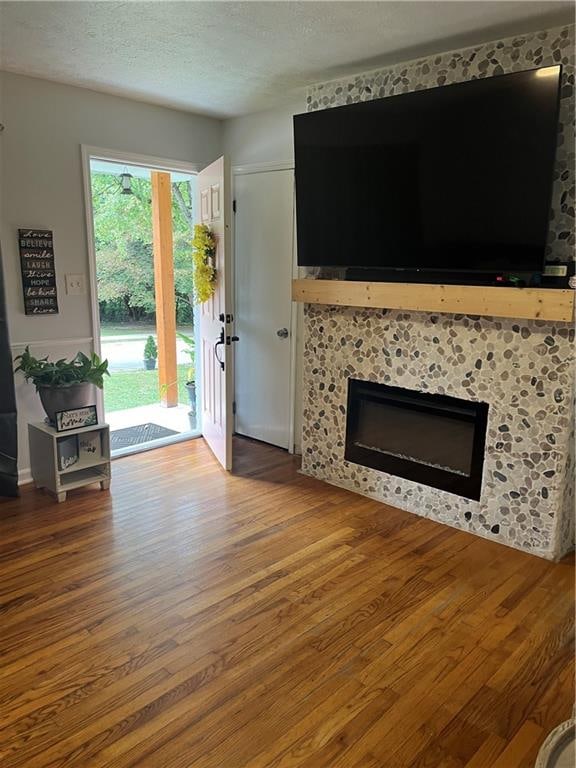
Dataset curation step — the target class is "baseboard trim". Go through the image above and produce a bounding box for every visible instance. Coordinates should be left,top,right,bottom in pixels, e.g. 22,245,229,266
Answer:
18,468,33,486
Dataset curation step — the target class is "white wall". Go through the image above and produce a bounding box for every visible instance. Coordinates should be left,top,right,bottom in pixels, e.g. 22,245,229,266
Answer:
223,96,305,166
224,96,306,453
0,72,223,479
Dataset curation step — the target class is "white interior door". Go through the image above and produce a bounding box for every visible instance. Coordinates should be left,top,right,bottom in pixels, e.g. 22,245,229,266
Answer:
197,157,233,470
234,168,294,449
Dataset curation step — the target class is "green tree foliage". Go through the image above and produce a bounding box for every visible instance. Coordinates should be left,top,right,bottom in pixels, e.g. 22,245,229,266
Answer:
91,172,195,323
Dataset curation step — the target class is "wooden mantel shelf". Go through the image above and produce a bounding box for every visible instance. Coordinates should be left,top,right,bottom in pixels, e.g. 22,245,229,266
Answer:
292,279,574,322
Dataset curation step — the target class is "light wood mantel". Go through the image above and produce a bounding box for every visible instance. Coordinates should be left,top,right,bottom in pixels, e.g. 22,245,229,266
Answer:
292,279,574,322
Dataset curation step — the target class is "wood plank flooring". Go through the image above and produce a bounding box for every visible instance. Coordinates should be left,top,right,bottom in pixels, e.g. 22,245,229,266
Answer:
0,437,573,767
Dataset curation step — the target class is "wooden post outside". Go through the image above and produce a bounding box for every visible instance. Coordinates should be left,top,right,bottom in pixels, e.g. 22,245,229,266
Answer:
151,171,178,407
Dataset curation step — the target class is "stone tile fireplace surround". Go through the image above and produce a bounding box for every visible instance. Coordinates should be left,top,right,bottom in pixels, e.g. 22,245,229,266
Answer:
300,25,575,560
302,307,574,559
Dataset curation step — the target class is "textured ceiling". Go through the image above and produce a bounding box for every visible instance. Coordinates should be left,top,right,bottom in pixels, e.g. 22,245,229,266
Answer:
0,1,573,117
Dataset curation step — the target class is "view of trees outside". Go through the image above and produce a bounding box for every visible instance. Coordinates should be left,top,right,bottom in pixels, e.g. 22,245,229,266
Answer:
92,172,195,325
91,170,195,413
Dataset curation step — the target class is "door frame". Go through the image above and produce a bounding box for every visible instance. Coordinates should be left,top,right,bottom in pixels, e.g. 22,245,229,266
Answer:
80,145,201,441
231,161,299,454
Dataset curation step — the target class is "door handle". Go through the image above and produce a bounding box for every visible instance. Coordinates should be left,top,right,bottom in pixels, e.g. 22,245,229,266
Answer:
214,328,225,371
276,327,289,339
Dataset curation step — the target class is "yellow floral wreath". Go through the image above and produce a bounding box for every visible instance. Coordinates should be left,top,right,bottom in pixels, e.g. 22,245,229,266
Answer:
192,224,217,303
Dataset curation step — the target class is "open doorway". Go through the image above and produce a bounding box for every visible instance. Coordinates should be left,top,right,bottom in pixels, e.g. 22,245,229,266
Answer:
86,155,200,456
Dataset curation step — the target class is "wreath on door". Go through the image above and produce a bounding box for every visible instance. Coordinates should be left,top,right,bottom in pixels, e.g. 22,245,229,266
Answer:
192,224,217,303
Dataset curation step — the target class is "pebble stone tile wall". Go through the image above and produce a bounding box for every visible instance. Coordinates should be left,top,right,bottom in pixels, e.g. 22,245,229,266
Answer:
307,24,575,267
300,25,575,559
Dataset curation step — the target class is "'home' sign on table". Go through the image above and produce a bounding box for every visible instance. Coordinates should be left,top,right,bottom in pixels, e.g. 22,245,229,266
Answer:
18,229,59,315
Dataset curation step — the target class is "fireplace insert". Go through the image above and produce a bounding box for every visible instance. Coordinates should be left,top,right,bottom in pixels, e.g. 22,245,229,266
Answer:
344,379,489,500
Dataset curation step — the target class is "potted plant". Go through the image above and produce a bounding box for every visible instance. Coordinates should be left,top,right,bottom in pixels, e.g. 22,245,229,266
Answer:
177,332,196,418
14,346,109,425
143,335,157,370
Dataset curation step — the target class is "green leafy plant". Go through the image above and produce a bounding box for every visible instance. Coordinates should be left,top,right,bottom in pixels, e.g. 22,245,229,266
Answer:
177,332,195,383
144,335,158,361
14,347,110,389
192,224,216,303
92,172,195,324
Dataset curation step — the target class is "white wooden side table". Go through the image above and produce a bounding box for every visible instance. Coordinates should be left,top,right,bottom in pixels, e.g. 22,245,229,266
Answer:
28,422,111,503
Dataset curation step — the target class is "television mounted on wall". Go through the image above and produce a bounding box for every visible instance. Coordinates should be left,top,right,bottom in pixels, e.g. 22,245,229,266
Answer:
293,66,562,283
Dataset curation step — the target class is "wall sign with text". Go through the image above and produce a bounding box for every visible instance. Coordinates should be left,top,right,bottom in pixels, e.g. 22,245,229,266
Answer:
55,406,98,432
18,228,59,315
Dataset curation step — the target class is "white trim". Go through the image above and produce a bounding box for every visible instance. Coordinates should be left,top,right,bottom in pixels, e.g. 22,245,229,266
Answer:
82,145,204,175
80,145,105,419
232,161,294,176
18,467,33,486
80,145,200,429
112,430,202,460
288,174,298,455
230,166,238,438
11,337,94,349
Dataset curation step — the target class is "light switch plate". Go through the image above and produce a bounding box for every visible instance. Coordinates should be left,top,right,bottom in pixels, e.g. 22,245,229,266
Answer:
65,273,85,295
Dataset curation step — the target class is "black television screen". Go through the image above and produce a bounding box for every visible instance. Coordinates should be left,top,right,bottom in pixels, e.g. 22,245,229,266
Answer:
294,66,562,275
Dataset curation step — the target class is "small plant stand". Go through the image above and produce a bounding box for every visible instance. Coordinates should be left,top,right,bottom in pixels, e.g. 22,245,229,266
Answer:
28,422,111,503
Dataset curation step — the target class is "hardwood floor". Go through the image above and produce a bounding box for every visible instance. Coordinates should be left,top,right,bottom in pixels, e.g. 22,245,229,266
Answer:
0,437,573,767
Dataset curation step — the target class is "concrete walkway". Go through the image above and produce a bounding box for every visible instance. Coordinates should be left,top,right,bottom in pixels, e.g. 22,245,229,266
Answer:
100,327,197,448
101,331,194,372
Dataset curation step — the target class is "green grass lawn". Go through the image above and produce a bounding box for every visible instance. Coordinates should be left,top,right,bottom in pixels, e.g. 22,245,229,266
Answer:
100,323,194,338
104,364,190,412
101,323,156,338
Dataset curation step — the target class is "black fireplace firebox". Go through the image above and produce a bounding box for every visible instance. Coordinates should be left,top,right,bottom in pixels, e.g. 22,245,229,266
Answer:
344,379,489,501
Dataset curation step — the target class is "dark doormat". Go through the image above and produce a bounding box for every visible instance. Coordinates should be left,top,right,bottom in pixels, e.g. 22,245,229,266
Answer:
111,423,180,451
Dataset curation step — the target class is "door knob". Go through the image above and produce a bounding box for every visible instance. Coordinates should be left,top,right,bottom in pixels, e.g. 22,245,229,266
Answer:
276,327,289,339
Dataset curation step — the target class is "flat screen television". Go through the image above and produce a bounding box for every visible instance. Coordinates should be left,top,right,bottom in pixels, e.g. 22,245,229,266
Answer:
294,66,562,279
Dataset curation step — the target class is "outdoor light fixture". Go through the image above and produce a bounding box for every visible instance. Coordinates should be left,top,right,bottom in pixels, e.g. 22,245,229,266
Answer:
119,171,133,195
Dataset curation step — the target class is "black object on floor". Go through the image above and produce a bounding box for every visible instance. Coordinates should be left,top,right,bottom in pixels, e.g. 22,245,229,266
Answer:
0,243,18,497
111,423,179,451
